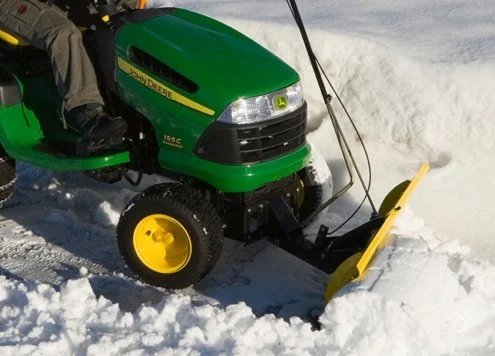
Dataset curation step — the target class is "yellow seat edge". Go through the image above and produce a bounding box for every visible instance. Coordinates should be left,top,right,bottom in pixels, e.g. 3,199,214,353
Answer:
0,28,29,47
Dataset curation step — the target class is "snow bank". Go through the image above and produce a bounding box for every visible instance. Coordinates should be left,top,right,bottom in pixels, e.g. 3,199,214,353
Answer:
151,0,495,64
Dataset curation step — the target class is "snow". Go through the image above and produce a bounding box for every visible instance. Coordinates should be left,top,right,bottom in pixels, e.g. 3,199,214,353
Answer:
1,0,495,354
1,236,494,354
326,212,495,354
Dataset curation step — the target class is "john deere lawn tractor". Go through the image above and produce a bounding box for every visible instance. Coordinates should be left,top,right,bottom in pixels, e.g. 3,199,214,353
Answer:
0,0,427,301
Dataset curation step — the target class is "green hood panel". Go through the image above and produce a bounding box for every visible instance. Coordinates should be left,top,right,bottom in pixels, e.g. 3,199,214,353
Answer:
115,8,299,116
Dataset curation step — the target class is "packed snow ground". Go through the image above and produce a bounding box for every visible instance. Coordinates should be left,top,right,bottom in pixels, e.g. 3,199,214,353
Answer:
1,0,495,354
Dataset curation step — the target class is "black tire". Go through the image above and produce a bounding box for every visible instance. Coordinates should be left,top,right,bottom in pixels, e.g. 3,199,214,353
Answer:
117,183,223,289
297,146,332,227
0,147,15,206
297,167,323,222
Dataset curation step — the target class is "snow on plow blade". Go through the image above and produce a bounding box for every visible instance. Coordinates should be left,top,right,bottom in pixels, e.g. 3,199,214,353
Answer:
324,163,430,302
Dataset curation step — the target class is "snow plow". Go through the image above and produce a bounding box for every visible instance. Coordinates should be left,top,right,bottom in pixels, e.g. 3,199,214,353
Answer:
323,163,429,301
0,0,427,303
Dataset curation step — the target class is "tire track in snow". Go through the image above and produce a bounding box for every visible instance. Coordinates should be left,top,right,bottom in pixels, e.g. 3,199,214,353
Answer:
0,204,112,284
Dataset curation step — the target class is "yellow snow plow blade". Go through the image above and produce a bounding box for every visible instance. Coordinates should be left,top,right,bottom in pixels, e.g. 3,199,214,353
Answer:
324,163,430,302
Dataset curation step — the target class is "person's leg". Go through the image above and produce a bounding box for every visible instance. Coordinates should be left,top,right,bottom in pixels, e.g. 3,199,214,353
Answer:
0,0,103,110
0,0,127,143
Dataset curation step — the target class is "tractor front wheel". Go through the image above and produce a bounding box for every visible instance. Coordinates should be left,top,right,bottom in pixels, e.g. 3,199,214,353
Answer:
297,145,333,226
117,184,223,289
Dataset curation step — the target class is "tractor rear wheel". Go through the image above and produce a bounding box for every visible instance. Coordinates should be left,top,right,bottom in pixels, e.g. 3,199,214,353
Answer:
117,183,223,289
0,147,15,207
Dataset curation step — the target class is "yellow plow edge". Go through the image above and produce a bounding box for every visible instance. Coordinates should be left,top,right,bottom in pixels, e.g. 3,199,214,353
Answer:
324,163,430,302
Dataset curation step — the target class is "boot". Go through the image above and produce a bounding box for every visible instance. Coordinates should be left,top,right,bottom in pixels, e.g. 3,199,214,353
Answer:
65,103,127,142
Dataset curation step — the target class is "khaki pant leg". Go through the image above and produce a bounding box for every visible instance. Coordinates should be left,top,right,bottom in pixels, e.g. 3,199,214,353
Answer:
0,0,103,110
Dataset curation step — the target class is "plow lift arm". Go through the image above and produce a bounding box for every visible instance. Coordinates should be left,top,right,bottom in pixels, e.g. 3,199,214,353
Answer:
269,0,430,301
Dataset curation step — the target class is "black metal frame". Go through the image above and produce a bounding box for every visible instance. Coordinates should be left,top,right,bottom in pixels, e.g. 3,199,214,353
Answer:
217,173,301,242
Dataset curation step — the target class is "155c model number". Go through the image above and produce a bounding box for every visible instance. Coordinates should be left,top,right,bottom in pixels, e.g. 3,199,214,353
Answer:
163,135,183,148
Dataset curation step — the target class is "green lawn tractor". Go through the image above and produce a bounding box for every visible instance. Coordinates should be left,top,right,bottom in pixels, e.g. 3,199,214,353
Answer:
0,0,428,301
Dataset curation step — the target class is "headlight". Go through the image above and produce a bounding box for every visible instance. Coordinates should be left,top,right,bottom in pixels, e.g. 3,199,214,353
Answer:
218,81,304,125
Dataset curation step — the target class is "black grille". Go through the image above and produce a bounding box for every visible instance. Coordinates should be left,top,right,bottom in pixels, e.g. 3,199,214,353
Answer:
195,103,307,164
129,46,198,93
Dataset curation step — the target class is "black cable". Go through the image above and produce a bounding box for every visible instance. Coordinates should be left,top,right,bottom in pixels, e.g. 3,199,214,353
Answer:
327,196,367,236
286,0,375,235
122,137,143,186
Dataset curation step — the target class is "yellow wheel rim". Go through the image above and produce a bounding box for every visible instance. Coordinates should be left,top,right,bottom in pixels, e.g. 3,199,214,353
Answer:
133,214,192,274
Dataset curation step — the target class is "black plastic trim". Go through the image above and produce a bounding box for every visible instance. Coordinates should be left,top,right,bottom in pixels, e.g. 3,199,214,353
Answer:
129,46,199,93
195,102,307,164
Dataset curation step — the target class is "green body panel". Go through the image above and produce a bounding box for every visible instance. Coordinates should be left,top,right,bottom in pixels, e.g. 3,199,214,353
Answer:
115,8,307,192
0,66,130,171
159,144,311,193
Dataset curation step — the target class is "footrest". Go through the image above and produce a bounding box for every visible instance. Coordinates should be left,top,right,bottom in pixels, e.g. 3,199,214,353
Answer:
76,137,127,156
41,137,126,157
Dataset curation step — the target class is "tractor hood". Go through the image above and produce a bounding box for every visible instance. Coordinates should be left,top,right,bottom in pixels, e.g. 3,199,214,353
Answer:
115,8,299,118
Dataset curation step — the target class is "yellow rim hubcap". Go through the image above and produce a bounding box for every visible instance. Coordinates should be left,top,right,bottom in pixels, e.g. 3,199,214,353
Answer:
133,214,192,274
